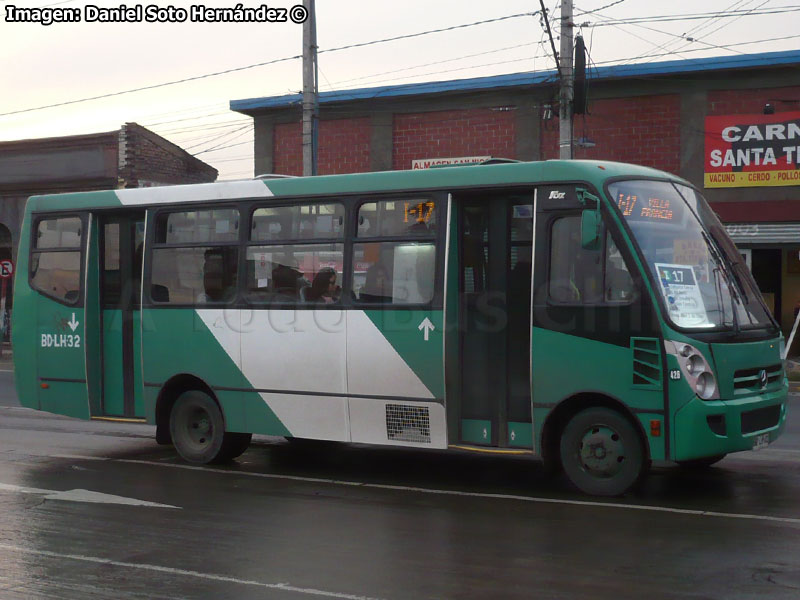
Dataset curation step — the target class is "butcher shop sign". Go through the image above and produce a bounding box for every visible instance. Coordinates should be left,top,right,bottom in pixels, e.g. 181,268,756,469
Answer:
704,111,800,188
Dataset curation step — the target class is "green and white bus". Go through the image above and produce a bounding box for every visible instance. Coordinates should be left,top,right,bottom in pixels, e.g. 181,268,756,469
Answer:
13,160,788,495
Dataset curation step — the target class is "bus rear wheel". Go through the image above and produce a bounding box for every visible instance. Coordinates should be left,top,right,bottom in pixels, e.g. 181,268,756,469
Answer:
559,407,646,496
170,390,251,464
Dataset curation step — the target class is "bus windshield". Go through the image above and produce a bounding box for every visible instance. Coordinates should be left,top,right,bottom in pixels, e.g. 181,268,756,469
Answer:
609,179,774,331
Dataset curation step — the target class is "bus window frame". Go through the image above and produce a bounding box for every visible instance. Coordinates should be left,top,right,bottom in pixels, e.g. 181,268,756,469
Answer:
146,203,244,307
243,199,347,309
29,211,87,307
350,194,444,310
545,210,639,308
139,193,447,311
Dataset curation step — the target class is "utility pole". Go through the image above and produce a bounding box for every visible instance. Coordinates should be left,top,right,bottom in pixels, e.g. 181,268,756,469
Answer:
302,0,318,176
559,0,574,160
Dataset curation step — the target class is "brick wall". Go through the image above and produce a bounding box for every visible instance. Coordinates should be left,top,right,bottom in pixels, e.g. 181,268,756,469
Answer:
541,94,682,174
708,86,800,115
274,122,302,176
319,118,371,175
273,118,371,176
119,123,217,187
393,108,516,170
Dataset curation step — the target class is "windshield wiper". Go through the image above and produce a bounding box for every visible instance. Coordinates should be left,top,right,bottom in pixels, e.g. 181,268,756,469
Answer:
700,230,740,333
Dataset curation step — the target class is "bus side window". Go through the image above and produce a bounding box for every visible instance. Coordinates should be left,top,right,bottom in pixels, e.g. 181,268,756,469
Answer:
352,198,438,305
30,216,83,305
245,202,345,305
549,216,602,304
150,209,239,305
605,232,635,303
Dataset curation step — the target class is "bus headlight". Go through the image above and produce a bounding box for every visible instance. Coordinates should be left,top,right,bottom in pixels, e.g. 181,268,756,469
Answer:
665,341,720,401
686,355,705,376
695,372,717,400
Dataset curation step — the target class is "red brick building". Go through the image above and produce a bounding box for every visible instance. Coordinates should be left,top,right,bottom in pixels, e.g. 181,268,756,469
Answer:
232,49,800,338
0,122,217,340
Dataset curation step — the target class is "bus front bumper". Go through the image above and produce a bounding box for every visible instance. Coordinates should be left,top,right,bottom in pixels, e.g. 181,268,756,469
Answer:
672,384,788,462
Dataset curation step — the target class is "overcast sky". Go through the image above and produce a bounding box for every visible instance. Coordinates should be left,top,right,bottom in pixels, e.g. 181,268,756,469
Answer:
2,0,798,179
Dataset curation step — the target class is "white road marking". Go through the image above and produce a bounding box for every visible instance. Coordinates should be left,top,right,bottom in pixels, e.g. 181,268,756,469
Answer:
51,454,111,461
99,457,800,526
0,482,179,509
0,544,381,600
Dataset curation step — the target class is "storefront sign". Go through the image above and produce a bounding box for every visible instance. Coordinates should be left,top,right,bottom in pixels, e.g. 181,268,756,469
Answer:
411,156,490,169
704,111,800,188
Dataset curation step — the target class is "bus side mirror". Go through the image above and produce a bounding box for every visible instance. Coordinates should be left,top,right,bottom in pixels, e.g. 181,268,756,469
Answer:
581,209,601,251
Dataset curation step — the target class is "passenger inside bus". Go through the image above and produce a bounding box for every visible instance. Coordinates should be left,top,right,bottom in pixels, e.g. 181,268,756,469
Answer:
305,267,340,303
271,263,305,300
196,248,236,303
359,263,392,303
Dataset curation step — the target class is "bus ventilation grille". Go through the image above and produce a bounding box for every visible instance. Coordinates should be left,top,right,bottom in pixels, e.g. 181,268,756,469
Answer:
631,337,662,389
386,404,431,444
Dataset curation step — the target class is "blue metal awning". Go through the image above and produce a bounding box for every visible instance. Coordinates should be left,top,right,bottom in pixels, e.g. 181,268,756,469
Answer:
231,49,800,113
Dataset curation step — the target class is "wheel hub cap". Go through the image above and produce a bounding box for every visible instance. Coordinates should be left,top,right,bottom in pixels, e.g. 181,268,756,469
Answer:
187,410,211,446
579,426,625,478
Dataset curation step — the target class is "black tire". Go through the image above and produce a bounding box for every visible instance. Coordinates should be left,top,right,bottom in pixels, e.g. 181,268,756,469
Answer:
217,432,253,462
560,407,647,496
677,454,726,469
169,390,251,464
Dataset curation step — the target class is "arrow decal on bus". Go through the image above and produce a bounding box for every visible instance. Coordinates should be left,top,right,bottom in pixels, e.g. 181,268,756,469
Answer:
418,317,435,341
67,313,80,332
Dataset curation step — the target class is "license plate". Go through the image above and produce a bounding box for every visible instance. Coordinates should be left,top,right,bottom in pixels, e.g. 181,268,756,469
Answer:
753,433,770,451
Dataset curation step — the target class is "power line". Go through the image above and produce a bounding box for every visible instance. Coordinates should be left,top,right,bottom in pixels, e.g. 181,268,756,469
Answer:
189,124,253,154
590,5,800,26
0,54,302,118
579,0,629,14
0,12,536,119
327,55,550,89
325,41,540,89
194,139,253,155
631,0,759,63
539,0,561,79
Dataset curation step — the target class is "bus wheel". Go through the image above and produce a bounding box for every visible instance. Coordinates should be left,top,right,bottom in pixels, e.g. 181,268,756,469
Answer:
677,454,726,469
559,407,646,496
170,391,250,464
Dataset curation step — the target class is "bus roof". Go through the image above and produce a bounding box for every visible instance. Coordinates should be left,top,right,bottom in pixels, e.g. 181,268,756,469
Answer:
26,160,684,212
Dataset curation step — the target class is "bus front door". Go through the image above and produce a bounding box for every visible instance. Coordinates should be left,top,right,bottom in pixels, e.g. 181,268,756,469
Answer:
95,213,145,418
457,197,533,448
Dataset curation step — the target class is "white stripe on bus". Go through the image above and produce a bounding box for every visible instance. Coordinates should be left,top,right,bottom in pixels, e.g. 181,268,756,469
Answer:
115,180,273,205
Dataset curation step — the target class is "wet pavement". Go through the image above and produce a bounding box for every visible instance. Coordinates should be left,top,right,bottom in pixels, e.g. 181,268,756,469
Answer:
1,380,800,598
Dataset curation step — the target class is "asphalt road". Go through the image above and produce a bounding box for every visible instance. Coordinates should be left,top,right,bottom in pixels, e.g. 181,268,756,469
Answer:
0,369,16,407
1,374,800,599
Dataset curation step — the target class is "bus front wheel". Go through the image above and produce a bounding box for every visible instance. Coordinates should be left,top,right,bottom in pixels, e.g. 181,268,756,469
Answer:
170,390,251,464
559,407,646,496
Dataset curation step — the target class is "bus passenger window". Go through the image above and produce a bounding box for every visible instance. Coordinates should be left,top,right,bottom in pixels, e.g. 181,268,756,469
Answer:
150,208,240,304
549,216,602,304
244,244,343,304
352,198,438,306
353,242,435,304
30,216,83,304
151,246,238,304
156,209,239,244
30,251,82,304
357,200,436,237
252,204,344,241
